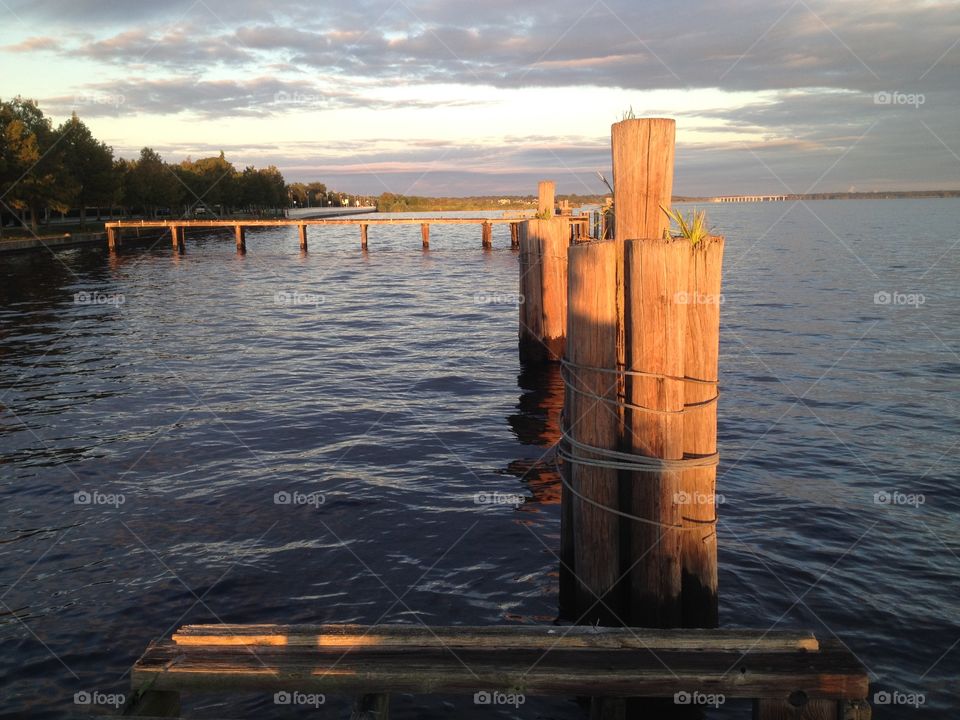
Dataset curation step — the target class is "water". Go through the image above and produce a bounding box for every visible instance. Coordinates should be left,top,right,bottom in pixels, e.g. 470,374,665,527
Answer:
0,202,957,718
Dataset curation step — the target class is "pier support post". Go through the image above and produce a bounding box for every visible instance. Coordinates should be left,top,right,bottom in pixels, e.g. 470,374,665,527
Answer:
235,225,246,253
566,240,621,624
538,180,556,217
171,226,184,254
681,235,724,628
481,221,493,249
421,223,430,249
518,218,568,363
510,222,520,249
360,224,368,251
107,227,119,252
298,224,307,251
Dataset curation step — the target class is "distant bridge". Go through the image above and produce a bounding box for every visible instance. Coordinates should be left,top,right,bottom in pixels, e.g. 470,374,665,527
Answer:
709,195,788,203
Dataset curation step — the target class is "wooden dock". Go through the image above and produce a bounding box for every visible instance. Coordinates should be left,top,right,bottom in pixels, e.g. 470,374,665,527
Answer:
123,623,870,718
104,216,590,253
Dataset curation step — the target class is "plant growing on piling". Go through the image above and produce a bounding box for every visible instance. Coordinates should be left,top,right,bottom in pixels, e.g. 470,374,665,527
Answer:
621,106,637,121
661,205,710,245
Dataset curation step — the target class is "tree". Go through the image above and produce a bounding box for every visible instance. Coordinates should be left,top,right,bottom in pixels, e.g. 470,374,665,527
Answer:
0,97,66,233
126,147,180,217
56,113,116,228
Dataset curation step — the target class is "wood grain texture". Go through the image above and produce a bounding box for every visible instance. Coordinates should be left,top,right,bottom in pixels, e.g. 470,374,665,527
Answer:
681,235,725,628
539,180,556,217
567,240,622,624
623,237,689,628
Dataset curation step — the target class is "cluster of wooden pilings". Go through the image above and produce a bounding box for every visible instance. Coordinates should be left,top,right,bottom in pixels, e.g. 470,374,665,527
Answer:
519,118,732,715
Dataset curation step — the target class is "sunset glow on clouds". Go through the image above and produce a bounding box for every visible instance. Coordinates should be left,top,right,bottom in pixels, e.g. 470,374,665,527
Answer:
1,0,958,195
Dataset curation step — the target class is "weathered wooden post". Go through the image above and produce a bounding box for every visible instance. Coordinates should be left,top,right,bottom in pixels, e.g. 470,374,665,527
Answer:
510,222,520,249
681,236,724,629
518,218,568,363
481,221,493,249
565,240,622,625
298,224,307,251
235,225,246,253
421,223,430,249
538,180,555,217
107,226,119,252
360,224,368,250
171,226,184,254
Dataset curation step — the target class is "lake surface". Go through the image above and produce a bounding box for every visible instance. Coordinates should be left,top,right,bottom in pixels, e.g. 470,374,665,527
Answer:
1,201,957,718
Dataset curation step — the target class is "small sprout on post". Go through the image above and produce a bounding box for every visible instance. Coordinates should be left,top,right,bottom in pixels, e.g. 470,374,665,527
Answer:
661,205,710,245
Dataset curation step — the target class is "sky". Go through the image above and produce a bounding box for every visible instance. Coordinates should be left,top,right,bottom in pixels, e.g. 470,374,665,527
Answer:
0,0,958,196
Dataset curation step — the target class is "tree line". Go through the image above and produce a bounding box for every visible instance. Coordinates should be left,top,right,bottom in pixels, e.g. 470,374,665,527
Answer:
0,97,363,234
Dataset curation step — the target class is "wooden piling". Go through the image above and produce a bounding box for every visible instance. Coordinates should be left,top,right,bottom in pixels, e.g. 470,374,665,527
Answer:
421,223,430,249
681,235,724,628
566,240,622,624
171,226,184,254
360,224,368,250
482,221,493,249
518,218,568,363
298,224,307,251
235,225,246,253
510,222,520,249
107,227,118,252
612,119,675,242
538,181,556,217
623,237,688,628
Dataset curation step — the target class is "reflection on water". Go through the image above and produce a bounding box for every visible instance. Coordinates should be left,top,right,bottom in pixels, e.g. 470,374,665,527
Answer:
1,202,959,718
502,363,564,508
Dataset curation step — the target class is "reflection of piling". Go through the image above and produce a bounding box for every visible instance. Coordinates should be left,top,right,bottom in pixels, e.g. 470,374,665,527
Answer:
518,218,568,364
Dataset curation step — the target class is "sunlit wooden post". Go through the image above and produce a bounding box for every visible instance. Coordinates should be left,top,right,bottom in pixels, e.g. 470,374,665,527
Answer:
481,221,493,249
360,224,368,250
518,218,567,363
235,225,246,253
107,226,119,252
298,224,307,251
538,180,555,217
171,225,184,254
421,223,430,249
510,222,519,249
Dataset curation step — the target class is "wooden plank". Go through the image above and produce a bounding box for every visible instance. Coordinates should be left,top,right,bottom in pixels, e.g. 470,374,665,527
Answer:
172,624,819,652
131,641,868,700
105,218,568,229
